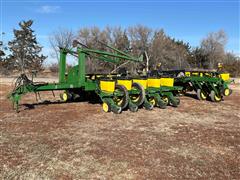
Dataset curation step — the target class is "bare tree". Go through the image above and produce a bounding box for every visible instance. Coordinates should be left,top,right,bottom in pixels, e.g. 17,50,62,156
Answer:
128,25,153,73
150,29,190,69
78,26,130,73
51,25,238,76
49,28,75,61
112,27,130,51
201,30,227,68
222,52,240,77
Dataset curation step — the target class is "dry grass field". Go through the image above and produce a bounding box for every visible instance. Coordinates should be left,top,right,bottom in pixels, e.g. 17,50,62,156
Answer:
0,77,239,179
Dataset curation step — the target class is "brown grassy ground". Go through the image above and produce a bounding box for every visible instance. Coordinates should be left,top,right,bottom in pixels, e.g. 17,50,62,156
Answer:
0,78,239,179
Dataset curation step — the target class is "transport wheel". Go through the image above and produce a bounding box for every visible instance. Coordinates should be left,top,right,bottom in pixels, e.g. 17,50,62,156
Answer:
113,84,129,109
210,90,222,102
197,89,207,100
130,82,145,106
223,88,232,96
60,91,72,102
102,101,111,113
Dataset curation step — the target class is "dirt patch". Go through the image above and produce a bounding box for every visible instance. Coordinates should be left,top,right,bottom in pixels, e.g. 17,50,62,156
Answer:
0,81,240,179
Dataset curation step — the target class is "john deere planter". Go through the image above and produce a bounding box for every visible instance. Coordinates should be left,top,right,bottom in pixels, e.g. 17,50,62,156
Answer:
9,41,143,113
9,40,232,113
153,69,233,102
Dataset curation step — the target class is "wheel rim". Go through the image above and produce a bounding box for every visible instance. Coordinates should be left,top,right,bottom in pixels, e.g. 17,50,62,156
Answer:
210,90,221,102
224,88,230,96
130,82,145,106
130,93,140,103
62,93,68,101
215,95,221,101
200,91,207,100
149,97,156,106
102,102,109,112
114,97,123,106
162,96,169,104
113,85,129,109
197,89,207,100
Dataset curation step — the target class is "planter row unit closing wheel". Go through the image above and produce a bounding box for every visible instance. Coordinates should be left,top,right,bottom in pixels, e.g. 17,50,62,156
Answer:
210,90,222,102
196,88,228,102
197,89,208,100
161,95,180,107
113,84,129,110
196,89,222,102
148,95,167,109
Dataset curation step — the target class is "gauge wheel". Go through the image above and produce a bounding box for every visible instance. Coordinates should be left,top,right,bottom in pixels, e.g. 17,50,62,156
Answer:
130,82,145,106
113,84,129,109
60,91,72,102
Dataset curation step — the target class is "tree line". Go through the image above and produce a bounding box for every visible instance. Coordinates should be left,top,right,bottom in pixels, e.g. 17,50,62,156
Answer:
48,24,240,77
0,20,239,76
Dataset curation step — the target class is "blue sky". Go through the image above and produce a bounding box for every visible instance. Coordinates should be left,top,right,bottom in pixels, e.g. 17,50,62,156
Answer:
1,0,239,64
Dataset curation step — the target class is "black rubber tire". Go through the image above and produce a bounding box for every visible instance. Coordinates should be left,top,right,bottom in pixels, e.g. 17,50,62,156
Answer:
171,98,180,107
157,98,167,109
112,106,122,114
130,82,145,106
176,98,180,105
145,103,154,110
223,88,232,96
102,100,111,112
60,91,72,102
129,105,138,112
143,99,154,110
114,84,129,109
162,96,169,105
148,96,156,107
210,90,222,102
170,97,180,107
197,89,207,100
183,82,193,93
